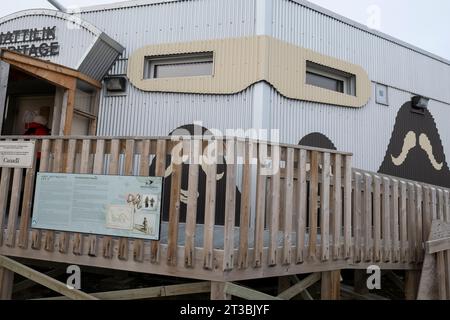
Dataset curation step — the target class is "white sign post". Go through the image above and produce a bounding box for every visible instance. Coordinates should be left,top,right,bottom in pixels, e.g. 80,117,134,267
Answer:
0,141,36,168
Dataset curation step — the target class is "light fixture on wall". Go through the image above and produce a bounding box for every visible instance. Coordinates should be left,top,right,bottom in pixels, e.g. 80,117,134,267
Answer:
105,77,127,93
411,95,429,109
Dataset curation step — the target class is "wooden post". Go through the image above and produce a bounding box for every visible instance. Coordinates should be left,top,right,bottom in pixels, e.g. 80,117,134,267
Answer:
0,266,14,300
321,270,341,300
0,61,10,134
210,282,231,300
354,269,369,294
62,87,76,135
405,270,420,300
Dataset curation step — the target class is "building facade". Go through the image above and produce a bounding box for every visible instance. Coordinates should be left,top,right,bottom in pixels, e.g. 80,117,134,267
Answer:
1,0,449,187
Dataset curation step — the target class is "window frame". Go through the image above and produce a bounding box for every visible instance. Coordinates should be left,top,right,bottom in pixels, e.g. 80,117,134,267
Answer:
144,52,215,79
306,61,356,96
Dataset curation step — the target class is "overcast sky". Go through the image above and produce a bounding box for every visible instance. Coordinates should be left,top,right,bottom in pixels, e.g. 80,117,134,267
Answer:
2,0,449,60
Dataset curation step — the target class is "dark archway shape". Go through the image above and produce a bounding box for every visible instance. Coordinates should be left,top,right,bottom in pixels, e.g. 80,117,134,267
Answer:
299,132,337,150
150,124,241,226
378,101,450,188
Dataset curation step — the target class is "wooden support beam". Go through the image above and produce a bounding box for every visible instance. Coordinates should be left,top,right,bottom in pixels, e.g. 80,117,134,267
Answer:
210,282,231,300
63,88,76,135
353,269,369,295
277,273,321,300
0,266,14,300
0,255,97,300
224,282,282,300
405,270,420,300
321,270,341,300
13,268,65,294
0,61,10,134
37,282,211,300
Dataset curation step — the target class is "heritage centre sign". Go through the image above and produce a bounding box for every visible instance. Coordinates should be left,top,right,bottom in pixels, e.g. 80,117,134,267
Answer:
0,26,60,58
32,173,164,240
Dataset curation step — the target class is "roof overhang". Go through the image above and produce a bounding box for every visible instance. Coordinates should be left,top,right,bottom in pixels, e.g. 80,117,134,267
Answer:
0,48,102,89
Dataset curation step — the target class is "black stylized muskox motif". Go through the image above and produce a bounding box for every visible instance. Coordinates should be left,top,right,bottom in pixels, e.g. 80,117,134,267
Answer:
379,101,450,188
149,124,241,226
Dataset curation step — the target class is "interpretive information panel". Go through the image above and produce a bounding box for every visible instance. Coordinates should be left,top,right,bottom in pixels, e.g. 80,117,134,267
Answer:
32,173,164,240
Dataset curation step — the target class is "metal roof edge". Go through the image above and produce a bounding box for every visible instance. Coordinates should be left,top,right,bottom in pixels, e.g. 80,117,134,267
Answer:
78,0,450,66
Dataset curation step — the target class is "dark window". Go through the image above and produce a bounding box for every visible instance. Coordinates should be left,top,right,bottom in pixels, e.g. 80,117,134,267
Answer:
306,72,344,93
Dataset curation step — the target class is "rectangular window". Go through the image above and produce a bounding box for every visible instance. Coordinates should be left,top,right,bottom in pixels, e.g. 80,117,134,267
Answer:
145,52,214,79
306,61,356,96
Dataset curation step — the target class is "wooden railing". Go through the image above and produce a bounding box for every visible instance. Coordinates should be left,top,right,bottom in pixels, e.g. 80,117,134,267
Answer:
0,136,442,281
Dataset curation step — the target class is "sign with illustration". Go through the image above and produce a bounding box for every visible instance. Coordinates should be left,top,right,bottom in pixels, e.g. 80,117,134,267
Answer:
0,141,35,168
31,173,164,240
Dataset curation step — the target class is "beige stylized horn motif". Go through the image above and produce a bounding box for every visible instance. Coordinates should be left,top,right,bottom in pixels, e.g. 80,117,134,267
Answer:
391,131,417,166
419,133,443,171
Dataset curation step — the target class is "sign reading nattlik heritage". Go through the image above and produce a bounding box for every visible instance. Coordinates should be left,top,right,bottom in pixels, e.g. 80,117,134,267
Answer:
32,173,164,240
0,26,60,58
0,141,36,168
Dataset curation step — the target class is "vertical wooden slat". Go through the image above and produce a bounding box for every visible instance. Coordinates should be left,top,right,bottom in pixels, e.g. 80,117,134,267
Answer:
72,139,90,256
431,188,437,221
415,184,423,262
117,140,134,261
223,139,237,271
44,139,63,252
254,143,267,268
438,189,444,220
5,168,23,247
382,177,391,263
40,140,59,252
31,139,50,250
373,176,381,262
343,155,352,260
88,140,105,258
18,146,38,249
282,148,294,265
308,151,319,260
435,189,447,299
399,181,407,263
332,154,342,261
167,140,183,267
445,190,450,223
185,139,200,268
363,173,372,262
422,187,432,241
296,149,307,264
131,140,150,262
151,140,167,263
0,168,11,247
238,141,252,269
203,139,217,270
408,183,417,263
320,152,331,262
58,139,76,254
103,139,120,259
391,179,400,263
268,145,281,266
353,171,362,263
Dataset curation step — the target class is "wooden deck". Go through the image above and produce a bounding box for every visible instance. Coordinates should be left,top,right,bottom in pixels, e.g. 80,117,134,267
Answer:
0,136,444,283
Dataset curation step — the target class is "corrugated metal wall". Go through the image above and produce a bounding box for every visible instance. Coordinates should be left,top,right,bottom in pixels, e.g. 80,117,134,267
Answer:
79,0,450,173
81,0,256,136
272,0,450,104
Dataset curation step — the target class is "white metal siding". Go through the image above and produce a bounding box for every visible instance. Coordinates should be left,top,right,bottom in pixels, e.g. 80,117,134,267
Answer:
272,0,450,104
97,85,254,136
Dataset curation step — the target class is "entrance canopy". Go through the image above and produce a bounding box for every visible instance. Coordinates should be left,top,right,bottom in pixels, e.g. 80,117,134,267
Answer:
0,49,102,135
0,9,124,136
